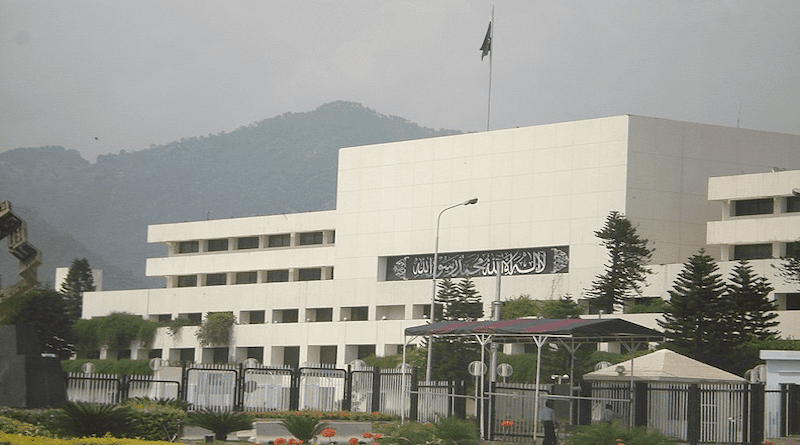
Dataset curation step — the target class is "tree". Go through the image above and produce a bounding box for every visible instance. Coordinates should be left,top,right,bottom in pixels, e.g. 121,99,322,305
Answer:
586,211,653,313
776,239,800,286
725,260,778,344
60,258,96,322
7,288,76,359
658,251,779,374
432,277,483,381
540,295,583,319
501,295,540,320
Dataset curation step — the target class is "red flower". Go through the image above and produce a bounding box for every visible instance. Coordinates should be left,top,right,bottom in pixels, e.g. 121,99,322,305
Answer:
275,439,286,445
322,428,336,438
289,439,297,445
363,433,373,438
373,434,382,439
501,420,514,427
349,438,359,445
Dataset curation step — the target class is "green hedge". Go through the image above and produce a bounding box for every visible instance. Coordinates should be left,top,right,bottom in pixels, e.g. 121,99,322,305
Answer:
61,359,153,376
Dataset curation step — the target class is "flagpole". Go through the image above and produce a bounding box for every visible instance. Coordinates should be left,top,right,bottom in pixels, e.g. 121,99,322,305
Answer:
487,6,494,132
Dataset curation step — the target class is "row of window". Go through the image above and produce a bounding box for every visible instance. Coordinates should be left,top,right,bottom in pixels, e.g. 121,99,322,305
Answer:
175,267,332,287
150,304,428,325
175,230,334,255
732,241,799,261
732,196,800,216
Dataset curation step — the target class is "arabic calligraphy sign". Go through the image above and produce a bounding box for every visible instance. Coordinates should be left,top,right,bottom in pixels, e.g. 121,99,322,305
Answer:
385,246,569,281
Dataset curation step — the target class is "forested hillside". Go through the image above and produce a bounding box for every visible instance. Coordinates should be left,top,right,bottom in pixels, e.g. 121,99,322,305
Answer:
0,101,461,289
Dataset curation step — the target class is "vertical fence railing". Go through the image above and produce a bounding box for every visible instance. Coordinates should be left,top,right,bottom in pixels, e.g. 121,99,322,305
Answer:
490,382,550,442
241,367,293,412
184,364,238,411
66,372,120,404
298,366,347,412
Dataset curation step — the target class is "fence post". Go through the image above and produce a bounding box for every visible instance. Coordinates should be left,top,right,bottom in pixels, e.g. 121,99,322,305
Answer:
578,381,592,425
371,367,381,413
289,368,300,411
788,383,800,435
687,384,700,445
342,366,353,412
236,363,244,411
118,374,129,403
454,380,466,419
409,367,419,421
488,381,497,441
634,382,648,427
749,383,765,445
180,362,188,402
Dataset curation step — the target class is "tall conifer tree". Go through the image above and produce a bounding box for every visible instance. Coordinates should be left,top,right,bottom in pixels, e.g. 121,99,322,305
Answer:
61,258,96,322
586,211,653,313
658,250,727,365
725,260,778,343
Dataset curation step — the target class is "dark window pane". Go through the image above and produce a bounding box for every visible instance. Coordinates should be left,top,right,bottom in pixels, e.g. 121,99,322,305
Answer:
299,231,323,245
787,242,800,258
786,293,800,310
734,244,772,260
207,238,229,252
178,241,199,253
788,196,800,213
206,273,227,286
268,234,291,247
237,236,260,249
298,268,322,281
235,271,258,284
248,310,265,324
351,306,369,321
266,270,289,282
733,198,773,216
177,275,197,287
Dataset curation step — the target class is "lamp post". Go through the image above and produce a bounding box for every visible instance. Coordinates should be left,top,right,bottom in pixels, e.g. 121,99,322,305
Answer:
425,197,478,383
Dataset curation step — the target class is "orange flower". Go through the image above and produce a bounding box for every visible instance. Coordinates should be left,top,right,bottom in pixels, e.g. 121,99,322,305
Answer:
373,434,383,439
501,420,514,427
349,438,359,445
363,433,373,438
289,439,297,445
322,428,336,438
275,439,286,445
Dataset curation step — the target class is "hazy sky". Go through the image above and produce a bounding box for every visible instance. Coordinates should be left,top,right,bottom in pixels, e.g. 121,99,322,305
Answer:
2,1,799,162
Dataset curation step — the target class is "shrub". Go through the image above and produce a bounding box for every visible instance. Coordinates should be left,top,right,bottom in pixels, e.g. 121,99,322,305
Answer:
374,420,437,445
122,398,188,441
0,416,52,436
188,408,254,440
52,401,135,438
195,312,236,347
61,358,153,375
280,413,328,442
567,421,674,445
435,417,479,445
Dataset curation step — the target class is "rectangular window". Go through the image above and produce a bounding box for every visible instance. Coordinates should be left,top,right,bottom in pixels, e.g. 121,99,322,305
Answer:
179,348,195,363
734,243,773,260
786,293,800,311
247,310,265,324
307,308,333,322
298,267,322,281
177,241,199,253
268,234,291,247
266,269,290,283
788,196,800,213
157,314,172,322
787,242,800,258
733,198,773,216
237,236,260,250
205,273,227,286
177,275,197,287
235,271,258,284
207,238,229,252
357,345,376,359
274,309,298,323
299,231,324,246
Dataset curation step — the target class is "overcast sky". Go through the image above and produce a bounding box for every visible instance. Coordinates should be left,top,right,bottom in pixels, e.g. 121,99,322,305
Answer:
2,1,799,162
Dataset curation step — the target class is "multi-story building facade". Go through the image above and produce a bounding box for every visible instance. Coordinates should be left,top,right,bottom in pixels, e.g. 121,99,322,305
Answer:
82,115,800,367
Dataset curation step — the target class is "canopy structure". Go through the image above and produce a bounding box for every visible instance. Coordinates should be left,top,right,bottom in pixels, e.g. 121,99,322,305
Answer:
401,317,665,438
584,349,746,384
404,317,664,344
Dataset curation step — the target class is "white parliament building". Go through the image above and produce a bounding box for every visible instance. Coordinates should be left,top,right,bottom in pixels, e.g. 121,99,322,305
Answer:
82,115,800,367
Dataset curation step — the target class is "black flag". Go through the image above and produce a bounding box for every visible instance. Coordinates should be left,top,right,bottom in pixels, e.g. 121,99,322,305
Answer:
480,22,492,60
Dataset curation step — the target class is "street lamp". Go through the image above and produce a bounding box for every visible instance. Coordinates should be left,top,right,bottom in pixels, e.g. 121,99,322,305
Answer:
425,197,479,383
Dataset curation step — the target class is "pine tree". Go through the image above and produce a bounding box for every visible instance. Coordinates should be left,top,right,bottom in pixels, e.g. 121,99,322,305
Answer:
9,289,76,359
658,250,728,366
776,239,800,286
725,260,778,343
432,277,483,381
61,258,96,322
586,211,653,313
433,277,458,321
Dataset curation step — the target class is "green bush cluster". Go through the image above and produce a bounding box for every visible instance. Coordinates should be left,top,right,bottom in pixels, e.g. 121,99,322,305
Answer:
374,417,479,445
0,416,52,436
566,421,674,445
61,359,154,376
121,399,187,441
187,408,254,440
